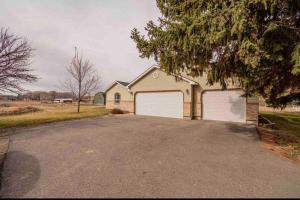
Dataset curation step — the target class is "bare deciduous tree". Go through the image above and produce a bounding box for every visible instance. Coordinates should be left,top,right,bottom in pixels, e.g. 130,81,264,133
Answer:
64,48,99,112
0,28,37,93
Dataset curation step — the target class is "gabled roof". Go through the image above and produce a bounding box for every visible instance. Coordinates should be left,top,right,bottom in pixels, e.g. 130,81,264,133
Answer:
127,65,159,88
127,65,198,88
104,80,129,93
116,81,129,87
105,65,198,93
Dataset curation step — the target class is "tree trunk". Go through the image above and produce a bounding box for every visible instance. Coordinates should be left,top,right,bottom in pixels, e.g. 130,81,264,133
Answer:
77,100,80,113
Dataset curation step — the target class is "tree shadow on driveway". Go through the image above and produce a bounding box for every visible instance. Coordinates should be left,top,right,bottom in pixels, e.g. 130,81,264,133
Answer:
225,122,259,140
0,151,41,198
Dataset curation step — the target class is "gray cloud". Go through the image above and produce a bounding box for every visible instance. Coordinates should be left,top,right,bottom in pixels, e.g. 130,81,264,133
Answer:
0,0,160,92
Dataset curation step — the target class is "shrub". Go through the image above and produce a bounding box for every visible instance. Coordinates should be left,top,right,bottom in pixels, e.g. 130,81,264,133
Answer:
0,103,10,107
20,106,41,114
111,108,124,114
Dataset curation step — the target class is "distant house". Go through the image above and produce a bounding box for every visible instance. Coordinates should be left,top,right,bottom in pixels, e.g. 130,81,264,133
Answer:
0,95,17,101
52,98,73,103
81,95,94,103
93,92,106,105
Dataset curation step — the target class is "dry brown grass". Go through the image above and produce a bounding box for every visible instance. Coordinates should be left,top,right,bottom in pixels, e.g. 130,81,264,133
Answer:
0,101,110,128
0,103,41,116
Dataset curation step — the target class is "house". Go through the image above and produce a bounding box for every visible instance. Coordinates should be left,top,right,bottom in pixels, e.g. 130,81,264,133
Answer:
93,92,106,105
105,65,258,124
0,95,17,101
52,98,73,103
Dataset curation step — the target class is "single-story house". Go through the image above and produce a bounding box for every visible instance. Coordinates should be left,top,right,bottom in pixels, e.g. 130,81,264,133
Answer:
105,65,258,124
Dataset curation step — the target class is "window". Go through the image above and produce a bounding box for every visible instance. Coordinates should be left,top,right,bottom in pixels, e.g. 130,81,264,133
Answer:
114,93,121,104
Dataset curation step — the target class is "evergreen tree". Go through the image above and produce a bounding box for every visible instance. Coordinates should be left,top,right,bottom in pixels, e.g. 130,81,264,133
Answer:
131,0,300,107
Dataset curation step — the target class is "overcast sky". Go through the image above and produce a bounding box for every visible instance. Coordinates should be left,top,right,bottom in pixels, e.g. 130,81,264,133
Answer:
0,0,160,92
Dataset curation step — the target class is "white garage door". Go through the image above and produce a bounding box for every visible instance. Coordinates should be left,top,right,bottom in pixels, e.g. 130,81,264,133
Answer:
136,92,183,119
203,90,246,123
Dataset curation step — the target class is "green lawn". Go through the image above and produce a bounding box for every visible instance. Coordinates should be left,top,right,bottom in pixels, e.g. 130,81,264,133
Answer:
0,102,110,129
261,112,300,143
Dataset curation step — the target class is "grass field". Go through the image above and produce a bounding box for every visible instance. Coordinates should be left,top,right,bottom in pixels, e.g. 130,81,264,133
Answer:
261,111,300,159
0,101,110,129
261,112,300,142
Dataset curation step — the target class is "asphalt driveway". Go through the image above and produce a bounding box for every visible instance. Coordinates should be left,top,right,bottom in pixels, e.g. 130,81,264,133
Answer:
1,115,300,198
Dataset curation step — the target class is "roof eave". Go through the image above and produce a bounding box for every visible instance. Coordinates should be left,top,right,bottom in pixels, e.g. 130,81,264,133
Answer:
104,81,129,93
178,76,198,85
127,65,198,88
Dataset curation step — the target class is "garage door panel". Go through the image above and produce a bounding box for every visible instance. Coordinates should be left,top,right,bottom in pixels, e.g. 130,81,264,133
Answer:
203,90,246,123
136,92,183,119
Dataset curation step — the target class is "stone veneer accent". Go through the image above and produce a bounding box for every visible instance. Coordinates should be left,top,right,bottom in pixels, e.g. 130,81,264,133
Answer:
246,102,259,123
106,100,134,113
184,102,192,119
193,103,201,119
246,97,259,124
